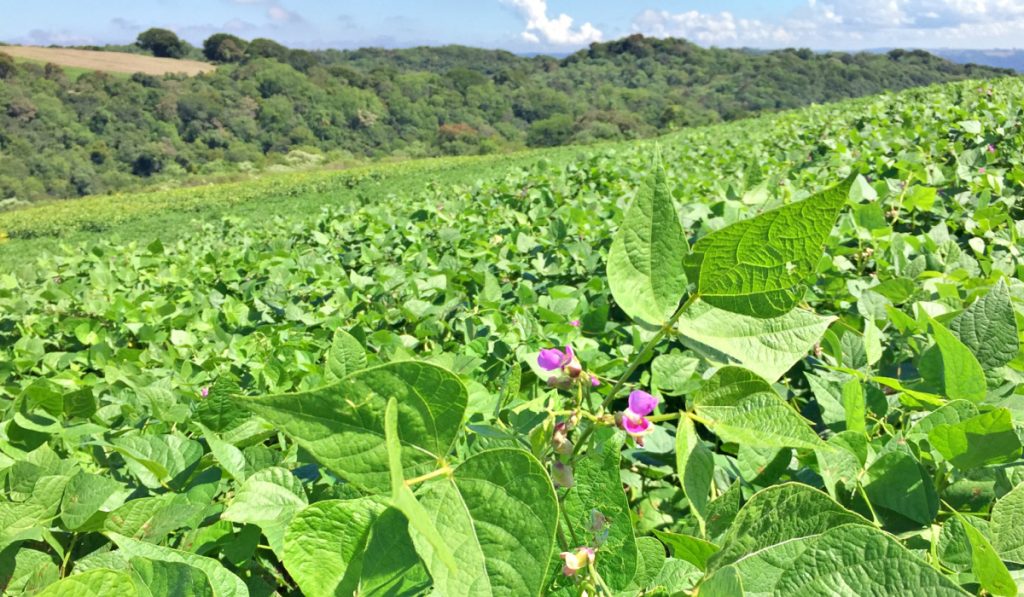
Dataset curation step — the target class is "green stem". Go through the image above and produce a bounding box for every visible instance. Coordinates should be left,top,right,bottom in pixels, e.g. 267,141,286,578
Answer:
857,483,882,528
60,533,78,578
571,293,699,458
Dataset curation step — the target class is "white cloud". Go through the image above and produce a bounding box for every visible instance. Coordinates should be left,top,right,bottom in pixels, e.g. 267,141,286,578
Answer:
503,0,603,45
633,9,793,46
268,4,303,24
631,0,1024,49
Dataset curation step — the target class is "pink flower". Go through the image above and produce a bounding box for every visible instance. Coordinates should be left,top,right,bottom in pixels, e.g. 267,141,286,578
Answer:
538,346,574,371
590,376,601,388
570,319,581,327
200,387,210,398
978,167,986,174
987,144,997,153
560,547,595,576
620,390,659,444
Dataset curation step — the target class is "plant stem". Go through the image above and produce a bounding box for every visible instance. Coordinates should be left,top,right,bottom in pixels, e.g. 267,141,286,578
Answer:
60,533,78,578
404,465,452,487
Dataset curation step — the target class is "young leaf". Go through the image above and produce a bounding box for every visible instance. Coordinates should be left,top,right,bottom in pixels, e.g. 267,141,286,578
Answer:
220,467,307,557
675,415,713,536
676,300,835,383
107,534,247,597
607,152,689,326
841,378,866,434
693,367,823,450
949,278,1019,370
244,361,467,492
650,530,719,571
683,177,853,318
928,408,1022,469
325,329,367,381
410,449,559,597
698,564,743,596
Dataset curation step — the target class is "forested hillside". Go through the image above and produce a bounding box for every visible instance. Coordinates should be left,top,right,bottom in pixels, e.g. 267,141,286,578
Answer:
0,34,1012,201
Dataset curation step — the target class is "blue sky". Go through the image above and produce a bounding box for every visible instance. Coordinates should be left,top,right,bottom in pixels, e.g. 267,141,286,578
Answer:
2,1,1023,52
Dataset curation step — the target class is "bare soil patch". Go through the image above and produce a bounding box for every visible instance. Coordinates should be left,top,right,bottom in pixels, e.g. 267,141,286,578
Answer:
0,45,215,76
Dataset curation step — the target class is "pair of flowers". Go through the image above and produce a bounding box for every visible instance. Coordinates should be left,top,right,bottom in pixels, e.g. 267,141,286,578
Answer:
538,345,659,441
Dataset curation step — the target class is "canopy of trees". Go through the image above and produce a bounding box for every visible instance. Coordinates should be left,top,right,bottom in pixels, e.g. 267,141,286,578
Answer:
0,34,1013,201
136,28,187,59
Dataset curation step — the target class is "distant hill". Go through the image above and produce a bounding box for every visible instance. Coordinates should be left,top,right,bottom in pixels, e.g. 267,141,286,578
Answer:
931,49,1024,73
0,34,1014,201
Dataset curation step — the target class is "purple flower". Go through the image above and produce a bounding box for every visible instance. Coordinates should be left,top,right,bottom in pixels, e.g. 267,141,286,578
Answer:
987,144,997,153
620,390,659,443
590,376,601,388
569,319,581,327
538,345,574,371
200,387,210,398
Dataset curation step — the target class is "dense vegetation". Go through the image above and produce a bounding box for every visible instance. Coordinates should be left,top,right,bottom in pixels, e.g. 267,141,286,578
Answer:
0,34,1013,202
1,75,1024,595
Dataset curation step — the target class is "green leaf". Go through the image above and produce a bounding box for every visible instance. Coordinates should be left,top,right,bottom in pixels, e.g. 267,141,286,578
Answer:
35,569,136,597
774,524,967,595
111,434,202,490
707,483,869,574
282,498,385,597
195,423,247,483
107,533,247,597
651,530,719,571
864,451,938,524
693,367,823,450
130,557,215,597
929,317,987,402
561,428,637,590
325,329,367,381
60,471,121,531
841,378,866,434
607,152,689,326
928,408,1022,469
676,300,835,383
360,507,432,596
221,467,307,557
244,361,467,492
683,177,852,318
628,537,668,591
410,448,559,596
676,414,713,536
949,279,1019,370
992,481,1024,564
699,564,743,597
953,512,1016,597
817,431,866,499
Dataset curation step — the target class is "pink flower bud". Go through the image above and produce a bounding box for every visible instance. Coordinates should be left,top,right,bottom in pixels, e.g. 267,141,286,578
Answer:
200,387,210,398
552,423,574,455
552,461,575,489
559,546,595,576
570,319,581,327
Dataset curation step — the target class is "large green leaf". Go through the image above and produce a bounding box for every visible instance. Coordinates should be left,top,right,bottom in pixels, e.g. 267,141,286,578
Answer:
954,512,1016,597
992,481,1024,564
282,498,385,597
651,530,719,571
35,569,137,597
676,300,835,382
221,467,307,557
359,507,432,596
676,414,713,536
561,428,637,590
774,524,968,595
693,367,823,450
244,361,467,492
928,408,1021,469
107,534,247,597
707,483,869,575
131,557,215,597
864,451,938,525
683,177,852,318
60,471,120,531
607,153,689,326
949,279,1019,370
928,317,987,402
410,448,558,596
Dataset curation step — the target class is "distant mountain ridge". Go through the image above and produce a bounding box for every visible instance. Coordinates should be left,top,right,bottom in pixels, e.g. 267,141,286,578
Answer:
0,34,1015,201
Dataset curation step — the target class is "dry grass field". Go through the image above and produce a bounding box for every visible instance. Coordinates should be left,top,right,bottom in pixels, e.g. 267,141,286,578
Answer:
0,45,215,76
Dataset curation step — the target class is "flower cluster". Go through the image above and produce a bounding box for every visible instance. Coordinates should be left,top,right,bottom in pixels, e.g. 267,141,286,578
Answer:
619,390,659,446
538,345,600,388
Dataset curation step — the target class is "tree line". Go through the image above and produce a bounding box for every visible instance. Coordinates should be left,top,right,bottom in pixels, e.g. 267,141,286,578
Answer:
0,30,1013,201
